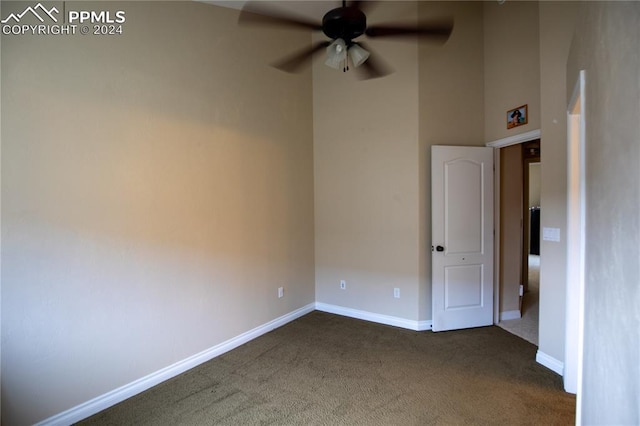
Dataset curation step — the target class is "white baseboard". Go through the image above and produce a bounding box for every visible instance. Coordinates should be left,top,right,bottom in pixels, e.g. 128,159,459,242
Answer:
416,320,433,331
36,303,316,426
499,310,522,321
536,350,564,376
315,302,432,331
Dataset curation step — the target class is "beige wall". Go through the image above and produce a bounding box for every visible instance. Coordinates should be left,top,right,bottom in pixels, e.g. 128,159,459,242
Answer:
499,145,522,314
538,1,578,366
313,1,485,323
528,163,540,207
566,2,640,423
482,0,542,321
313,2,421,320
8,1,639,424
418,1,485,320
483,0,575,365
484,1,540,143
1,2,315,424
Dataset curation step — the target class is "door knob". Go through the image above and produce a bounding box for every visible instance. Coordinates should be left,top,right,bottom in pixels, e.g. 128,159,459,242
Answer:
436,245,444,252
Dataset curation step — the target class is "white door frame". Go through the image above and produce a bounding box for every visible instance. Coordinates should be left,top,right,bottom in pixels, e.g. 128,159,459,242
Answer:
565,70,586,414
486,129,542,325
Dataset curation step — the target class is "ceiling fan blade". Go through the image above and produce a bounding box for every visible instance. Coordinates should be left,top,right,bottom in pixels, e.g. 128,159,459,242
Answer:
349,1,378,13
272,41,331,74
239,2,323,31
353,41,393,80
365,18,454,41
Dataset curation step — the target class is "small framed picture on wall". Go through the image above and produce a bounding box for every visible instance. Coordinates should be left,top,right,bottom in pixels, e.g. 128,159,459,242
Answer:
507,104,528,129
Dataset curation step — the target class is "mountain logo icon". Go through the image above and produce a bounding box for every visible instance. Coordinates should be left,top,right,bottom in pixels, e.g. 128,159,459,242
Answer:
1,3,59,24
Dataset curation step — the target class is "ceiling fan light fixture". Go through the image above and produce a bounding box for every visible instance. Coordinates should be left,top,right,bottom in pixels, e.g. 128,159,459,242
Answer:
324,38,347,69
349,43,370,67
239,1,454,79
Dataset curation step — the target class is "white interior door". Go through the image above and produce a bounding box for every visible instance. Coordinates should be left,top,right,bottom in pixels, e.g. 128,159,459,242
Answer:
432,146,494,332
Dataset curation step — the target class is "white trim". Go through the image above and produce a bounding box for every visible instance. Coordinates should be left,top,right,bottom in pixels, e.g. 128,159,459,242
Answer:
499,310,522,321
565,70,586,410
536,350,564,376
486,129,541,148
489,130,540,326
416,320,433,331
315,302,432,331
36,303,316,426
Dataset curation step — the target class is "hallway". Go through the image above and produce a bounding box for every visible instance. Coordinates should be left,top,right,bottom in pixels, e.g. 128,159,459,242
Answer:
498,255,540,345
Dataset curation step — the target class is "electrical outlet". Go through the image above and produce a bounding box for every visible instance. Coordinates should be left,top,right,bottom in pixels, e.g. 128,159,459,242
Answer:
340,280,346,290
394,288,400,298
278,287,284,298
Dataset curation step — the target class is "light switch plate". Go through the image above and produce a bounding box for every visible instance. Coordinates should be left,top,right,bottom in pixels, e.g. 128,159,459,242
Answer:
542,227,561,242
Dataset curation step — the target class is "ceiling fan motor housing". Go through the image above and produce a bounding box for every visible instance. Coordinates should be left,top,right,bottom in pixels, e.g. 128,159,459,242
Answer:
322,7,366,42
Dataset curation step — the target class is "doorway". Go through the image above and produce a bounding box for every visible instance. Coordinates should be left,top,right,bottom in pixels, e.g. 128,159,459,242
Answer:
496,140,540,346
522,140,541,295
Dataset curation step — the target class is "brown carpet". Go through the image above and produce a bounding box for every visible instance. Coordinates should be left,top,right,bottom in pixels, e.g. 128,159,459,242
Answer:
79,311,575,425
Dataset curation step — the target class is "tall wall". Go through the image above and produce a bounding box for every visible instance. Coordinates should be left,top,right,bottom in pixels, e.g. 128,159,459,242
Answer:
482,1,540,320
418,1,485,320
566,2,640,423
483,1,540,143
313,1,485,324
313,2,421,321
1,2,315,424
538,1,578,368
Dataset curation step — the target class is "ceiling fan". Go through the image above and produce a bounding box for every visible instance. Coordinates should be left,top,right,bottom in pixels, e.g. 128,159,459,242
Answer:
238,1,454,80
